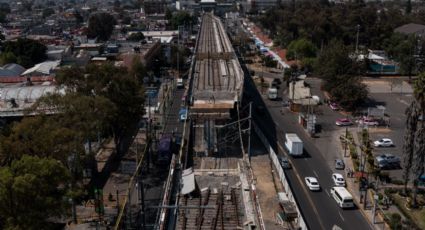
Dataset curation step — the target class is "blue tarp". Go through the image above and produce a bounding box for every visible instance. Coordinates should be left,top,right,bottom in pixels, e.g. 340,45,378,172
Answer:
260,47,268,52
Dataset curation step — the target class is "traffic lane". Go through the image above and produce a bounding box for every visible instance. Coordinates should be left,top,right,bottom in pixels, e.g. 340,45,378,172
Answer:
164,89,185,134
268,103,372,230
278,134,364,230
283,167,326,230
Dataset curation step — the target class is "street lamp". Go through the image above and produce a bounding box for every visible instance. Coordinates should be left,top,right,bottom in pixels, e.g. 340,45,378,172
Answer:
355,24,360,55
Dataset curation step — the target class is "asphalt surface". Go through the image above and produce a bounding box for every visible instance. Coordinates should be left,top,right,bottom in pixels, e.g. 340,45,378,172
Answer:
144,87,185,228
241,68,372,229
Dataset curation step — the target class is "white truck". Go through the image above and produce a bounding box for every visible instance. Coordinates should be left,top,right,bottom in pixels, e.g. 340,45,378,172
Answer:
268,87,278,100
177,78,184,88
285,133,303,156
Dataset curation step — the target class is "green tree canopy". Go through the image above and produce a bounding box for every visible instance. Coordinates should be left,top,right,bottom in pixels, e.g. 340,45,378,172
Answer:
42,8,55,18
0,116,80,165
0,155,70,230
169,11,195,30
127,32,145,41
87,13,117,41
384,33,416,76
257,1,411,49
314,40,367,110
0,38,47,68
286,38,318,60
55,64,145,154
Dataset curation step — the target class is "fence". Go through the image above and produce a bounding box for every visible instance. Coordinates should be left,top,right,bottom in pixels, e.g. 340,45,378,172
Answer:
252,121,308,230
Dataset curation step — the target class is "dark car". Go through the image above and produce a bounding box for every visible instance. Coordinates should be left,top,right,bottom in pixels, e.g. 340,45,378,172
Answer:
279,156,291,169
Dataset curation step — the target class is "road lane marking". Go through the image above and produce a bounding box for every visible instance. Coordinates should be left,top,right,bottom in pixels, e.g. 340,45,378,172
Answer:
278,143,326,230
339,211,345,222
313,170,318,178
325,190,330,197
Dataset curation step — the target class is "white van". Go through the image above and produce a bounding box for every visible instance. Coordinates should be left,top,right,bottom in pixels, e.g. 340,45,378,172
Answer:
268,87,277,100
177,78,184,88
330,187,354,209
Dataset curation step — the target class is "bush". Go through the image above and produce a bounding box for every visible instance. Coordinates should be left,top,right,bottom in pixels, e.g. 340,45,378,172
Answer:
392,180,404,185
384,188,398,196
388,213,402,230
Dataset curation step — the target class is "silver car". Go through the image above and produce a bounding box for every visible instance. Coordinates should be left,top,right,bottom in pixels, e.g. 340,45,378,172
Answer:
335,159,345,170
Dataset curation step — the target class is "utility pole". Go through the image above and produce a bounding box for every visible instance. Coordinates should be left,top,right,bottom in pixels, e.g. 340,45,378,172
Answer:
248,102,252,162
355,24,360,55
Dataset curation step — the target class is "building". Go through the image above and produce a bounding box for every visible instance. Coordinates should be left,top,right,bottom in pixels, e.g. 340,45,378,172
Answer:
0,64,26,77
394,23,425,37
143,0,167,15
21,60,61,76
245,0,281,12
118,39,161,68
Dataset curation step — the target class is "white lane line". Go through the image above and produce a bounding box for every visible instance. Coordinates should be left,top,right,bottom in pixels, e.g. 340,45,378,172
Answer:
339,211,345,221
325,190,330,197
313,170,318,178
277,143,327,230
304,158,308,161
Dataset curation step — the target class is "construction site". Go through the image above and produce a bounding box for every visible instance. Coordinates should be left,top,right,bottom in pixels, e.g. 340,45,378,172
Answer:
111,11,305,230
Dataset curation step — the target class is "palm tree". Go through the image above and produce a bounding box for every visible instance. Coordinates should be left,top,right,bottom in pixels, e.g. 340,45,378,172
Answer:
402,101,418,195
403,73,425,206
412,73,425,206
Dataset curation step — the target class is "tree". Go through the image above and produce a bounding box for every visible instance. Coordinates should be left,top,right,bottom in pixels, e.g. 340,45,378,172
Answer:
314,40,367,110
1,38,47,68
129,56,148,84
402,73,425,206
0,52,17,65
55,64,145,154
0,116,81,165
286,38,317,60
169,11,195,30
0,155,70,230
87,13,117,41
127,32,145,41
42,8,54,18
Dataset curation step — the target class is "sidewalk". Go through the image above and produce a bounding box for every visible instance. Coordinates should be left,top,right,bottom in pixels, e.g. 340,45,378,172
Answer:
343,130,388,230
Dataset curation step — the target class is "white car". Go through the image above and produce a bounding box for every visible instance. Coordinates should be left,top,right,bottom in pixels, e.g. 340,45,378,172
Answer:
374,138,394,147
332,173,346,187
305,177,321,191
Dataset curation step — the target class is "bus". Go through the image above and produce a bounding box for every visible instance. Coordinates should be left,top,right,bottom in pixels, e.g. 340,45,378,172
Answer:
330,187,354,209
158,135,173,164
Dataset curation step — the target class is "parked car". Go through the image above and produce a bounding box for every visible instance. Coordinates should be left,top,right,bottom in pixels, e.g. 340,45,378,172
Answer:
332,173,346,187
356,117,379,126
329,102,340,111
376,154,400,164
305,177,320,191
282,100,290,107
374,138,394,147
272,78,282,85
278,156,291,169
335,118,353,126
335,159,345,170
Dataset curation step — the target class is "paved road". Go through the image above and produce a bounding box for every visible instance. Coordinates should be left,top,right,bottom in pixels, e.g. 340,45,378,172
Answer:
144,87,185,228
241,69,372,229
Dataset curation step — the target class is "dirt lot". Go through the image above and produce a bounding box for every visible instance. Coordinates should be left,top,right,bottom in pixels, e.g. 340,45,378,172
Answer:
251,154,287,230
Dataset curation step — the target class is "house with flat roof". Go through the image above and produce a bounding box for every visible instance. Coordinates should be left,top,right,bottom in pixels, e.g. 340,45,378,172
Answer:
394,23,425,37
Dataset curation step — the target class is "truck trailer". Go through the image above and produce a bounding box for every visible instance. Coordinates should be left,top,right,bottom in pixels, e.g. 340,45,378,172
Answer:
285,133,303,156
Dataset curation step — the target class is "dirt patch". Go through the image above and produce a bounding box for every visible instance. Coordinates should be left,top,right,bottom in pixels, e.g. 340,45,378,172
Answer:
251,154,285,229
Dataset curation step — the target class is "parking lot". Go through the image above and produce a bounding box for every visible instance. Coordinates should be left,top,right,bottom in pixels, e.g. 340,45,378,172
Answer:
363,79,413,179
